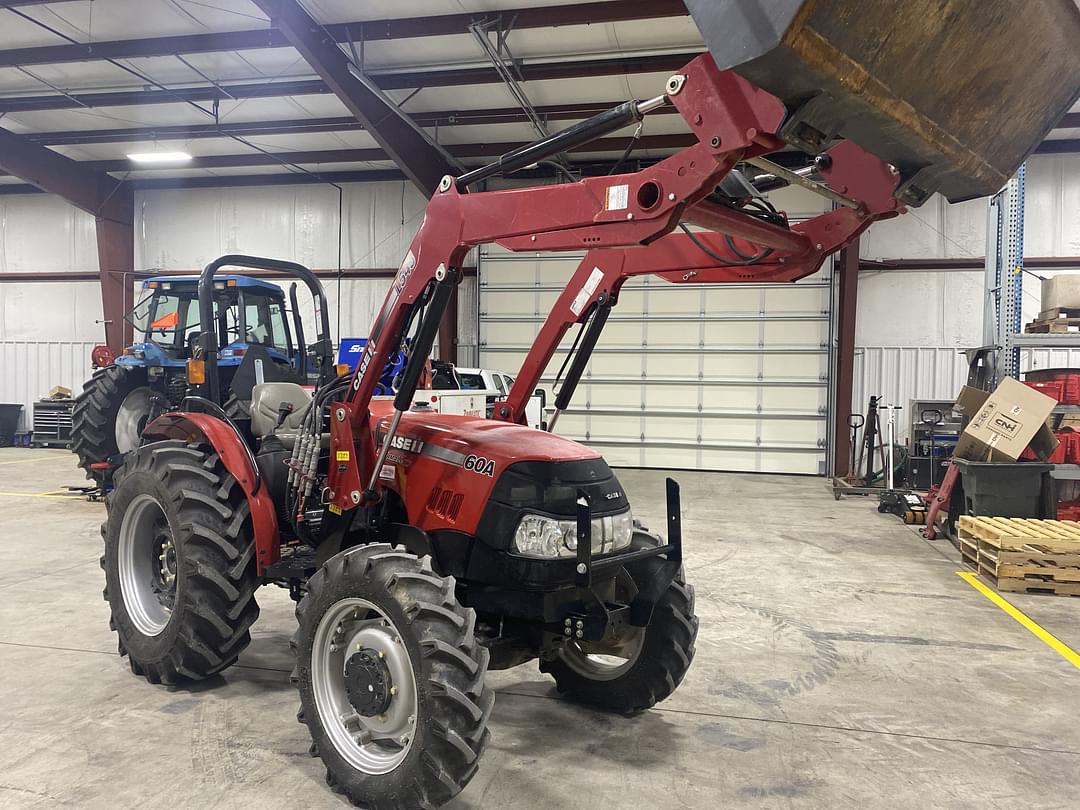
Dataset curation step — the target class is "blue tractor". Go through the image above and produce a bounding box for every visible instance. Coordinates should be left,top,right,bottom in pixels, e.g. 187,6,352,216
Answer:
72,257,334,482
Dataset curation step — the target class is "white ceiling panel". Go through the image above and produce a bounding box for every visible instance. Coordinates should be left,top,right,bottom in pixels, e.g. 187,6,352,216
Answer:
119,48,312,86
0,1,268,50
0,93,356,137
50,128,384,161
0,61,137,95
1,103,217,133
351,19,700,72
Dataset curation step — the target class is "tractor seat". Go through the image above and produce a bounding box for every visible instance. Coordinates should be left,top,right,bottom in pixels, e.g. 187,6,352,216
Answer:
250,382,311,443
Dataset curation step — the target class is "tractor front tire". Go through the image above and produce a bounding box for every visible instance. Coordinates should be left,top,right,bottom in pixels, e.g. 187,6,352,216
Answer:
540,537,698,715
293,545,493,810
102,440,260,685
72,364,149,482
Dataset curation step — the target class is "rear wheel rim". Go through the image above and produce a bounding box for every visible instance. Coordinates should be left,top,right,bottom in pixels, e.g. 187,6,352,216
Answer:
312,597,417,775
118,493,175,637
115,387,162,453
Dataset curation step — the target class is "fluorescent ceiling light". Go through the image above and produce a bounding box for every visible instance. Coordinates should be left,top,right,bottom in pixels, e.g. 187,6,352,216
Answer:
126,151,192,164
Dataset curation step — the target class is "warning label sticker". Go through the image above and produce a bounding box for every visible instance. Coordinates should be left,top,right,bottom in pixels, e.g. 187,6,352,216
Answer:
605,184,629,211
570,267,605,316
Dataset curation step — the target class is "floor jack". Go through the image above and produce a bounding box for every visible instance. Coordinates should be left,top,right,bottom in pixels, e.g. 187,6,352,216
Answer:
832,396,889,498
876,403,927,523
66,460,114,501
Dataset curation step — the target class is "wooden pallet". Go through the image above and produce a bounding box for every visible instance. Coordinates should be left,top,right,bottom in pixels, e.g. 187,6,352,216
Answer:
956,516,1080,596
1036,306,1080,321
1025,317,1080,334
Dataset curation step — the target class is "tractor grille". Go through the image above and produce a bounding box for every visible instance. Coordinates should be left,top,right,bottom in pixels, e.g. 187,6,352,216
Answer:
426,487,464,522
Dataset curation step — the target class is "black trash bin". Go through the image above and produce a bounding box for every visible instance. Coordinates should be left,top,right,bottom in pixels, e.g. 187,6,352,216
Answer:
0,403,23,447
953,459,1056,520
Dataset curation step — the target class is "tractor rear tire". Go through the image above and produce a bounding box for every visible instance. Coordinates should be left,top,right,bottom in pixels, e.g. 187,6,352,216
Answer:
293,545,493,810
540,537,698,715
72,364,151,482
102,440,260,685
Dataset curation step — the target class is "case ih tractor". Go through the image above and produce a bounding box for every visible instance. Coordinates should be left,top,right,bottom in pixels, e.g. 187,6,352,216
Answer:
72,263,334,482
98,1,1074,806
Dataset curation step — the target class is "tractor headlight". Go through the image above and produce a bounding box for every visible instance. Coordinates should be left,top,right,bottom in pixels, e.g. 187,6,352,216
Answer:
512,509,633,559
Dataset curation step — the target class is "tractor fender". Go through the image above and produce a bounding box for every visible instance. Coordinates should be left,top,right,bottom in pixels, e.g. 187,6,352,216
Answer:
143,412,281,573
314,521,433,569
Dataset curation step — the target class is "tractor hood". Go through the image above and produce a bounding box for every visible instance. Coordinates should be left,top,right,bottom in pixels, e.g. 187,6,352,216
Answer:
374,408,601,468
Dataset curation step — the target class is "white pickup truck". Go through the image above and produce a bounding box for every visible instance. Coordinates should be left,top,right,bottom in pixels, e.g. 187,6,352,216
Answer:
455,367,546,431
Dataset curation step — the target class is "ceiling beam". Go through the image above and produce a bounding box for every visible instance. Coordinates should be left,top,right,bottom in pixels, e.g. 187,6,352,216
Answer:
21,102,1076,151
30,134,694,175
0,125,130,222
0,151,823,195
26,101,679,146
248,0,457,195
1035,138,1080,155
0,0,689,68
0,158,663,194
0,51,696,113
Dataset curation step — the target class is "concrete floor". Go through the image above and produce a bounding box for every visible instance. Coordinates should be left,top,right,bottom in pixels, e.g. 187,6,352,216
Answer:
1,448,1079,809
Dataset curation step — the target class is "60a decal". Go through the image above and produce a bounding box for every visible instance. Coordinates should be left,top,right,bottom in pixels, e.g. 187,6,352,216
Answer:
463,454,496,477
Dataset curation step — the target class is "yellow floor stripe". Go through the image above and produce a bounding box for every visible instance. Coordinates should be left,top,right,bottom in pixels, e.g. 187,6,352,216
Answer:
0,455,67,466
957,571,1080,671
0,491,74,500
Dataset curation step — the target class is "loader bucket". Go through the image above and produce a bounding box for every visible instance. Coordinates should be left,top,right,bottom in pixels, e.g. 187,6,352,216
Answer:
684,0,1080,204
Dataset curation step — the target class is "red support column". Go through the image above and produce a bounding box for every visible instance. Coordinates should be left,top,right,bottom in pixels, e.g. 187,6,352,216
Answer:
96,208,135,352
832,240,859,477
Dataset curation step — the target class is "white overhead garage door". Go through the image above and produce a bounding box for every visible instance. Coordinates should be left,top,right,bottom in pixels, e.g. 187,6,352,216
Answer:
478,244,835,475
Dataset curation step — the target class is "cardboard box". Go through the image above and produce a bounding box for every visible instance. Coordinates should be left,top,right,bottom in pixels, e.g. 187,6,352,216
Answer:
45,385,72,400
952,377,1058,462
1041,275,1080,312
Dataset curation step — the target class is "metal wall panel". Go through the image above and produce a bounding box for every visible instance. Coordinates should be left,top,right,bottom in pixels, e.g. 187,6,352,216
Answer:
134,181,429,273
0,195,98,273
0,280,104,342
0,340,97,431
851,345,1080,448
860,154,1080,261
479,246,833,474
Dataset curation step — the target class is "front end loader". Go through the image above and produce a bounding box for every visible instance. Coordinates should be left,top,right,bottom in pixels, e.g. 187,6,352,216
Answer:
98,1,1079,807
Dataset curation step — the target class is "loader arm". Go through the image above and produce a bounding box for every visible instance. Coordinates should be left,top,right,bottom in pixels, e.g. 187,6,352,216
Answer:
499,137,901,425
326,52,905,515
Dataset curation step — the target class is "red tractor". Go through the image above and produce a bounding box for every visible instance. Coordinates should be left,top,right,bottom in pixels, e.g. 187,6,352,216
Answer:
99,2,1074,806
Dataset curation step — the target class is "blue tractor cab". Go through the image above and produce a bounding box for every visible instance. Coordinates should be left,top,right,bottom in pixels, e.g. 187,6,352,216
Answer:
120,276,298,371
72,257,334,482
120,274,299,374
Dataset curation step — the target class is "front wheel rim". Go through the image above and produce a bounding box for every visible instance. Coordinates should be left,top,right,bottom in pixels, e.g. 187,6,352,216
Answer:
311,597,418,775
118,493,175,636
560,571,645,680
115,387,163,453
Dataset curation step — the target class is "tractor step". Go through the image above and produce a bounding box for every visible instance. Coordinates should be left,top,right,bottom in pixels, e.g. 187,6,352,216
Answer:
263,546,319,581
